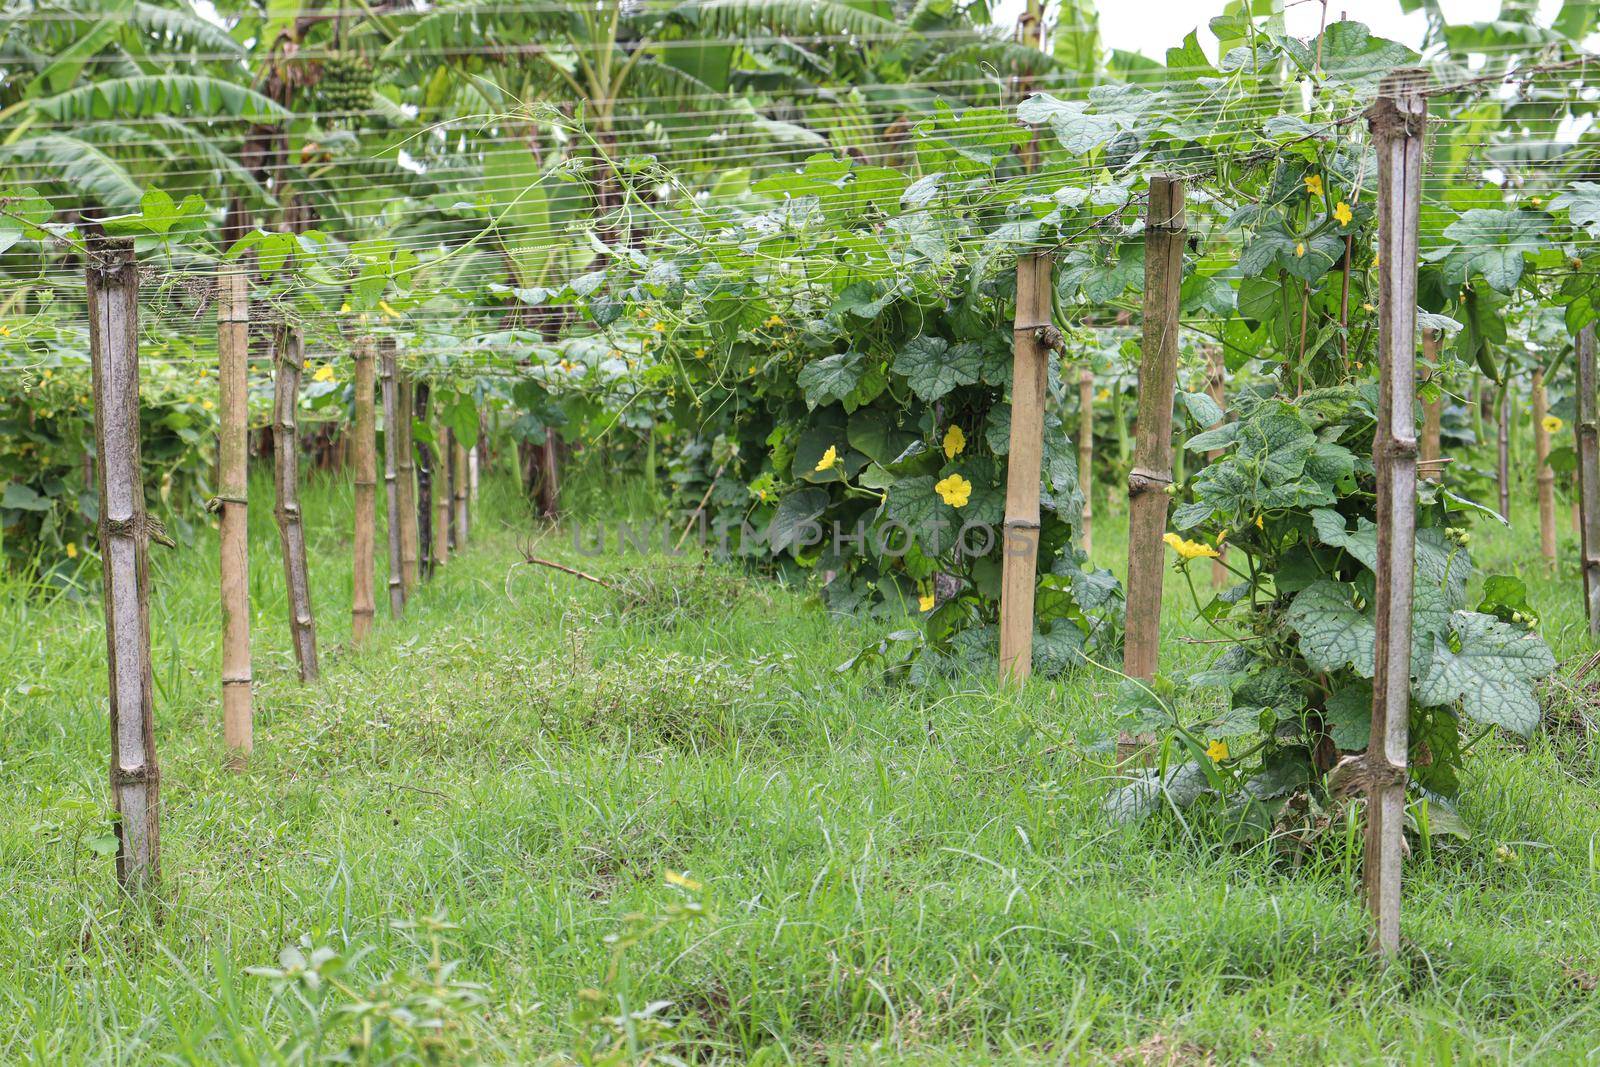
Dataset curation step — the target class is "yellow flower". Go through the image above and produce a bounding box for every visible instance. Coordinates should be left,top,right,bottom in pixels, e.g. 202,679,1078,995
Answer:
1543,415,1565,434
918,592,936,612
748,365,757,375
339,301,351,314
1163,532,1220,560
765,314,783,327
935,473,972,508
202,399,215,411
1255,514,1265,530
1206,739,1229,762
1372,250,1380,269
815,444,840,472
1333,201,1353,226
1304,174,1324,197
379,300,402,320
313,364,335,383
1294,242,1306,258
652,321,666,333
0,325,10,336
943,424,966,459
1531,196,1543,206
1096,388,1110,402
1362,302,1375,312
66,542,78,560
694,346,706,358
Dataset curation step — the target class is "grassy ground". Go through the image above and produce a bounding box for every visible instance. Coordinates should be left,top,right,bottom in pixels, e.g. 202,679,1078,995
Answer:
4,453,1600,1065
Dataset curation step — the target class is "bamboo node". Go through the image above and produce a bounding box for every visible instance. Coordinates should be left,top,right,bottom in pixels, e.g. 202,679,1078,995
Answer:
222,675,253,686
1033,325,1065,351
1127,466,1174,496
110,764,160,786
1327,751,1407,800
206,494,249,512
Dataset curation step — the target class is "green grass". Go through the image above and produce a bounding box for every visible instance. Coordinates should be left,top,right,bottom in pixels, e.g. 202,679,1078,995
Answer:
4,451,1600,1064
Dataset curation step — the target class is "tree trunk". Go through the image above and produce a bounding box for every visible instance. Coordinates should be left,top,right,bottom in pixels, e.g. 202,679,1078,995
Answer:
1577,324,1600,638
997,252,1054,684
1365,69,1426,961
87,236,160,892
1533,367,1556,566
1122,176,1186,683
1078,367,1094,557
396,373,419,595
217,256,252,764
273,327,319,682
351,339,377,645
415,382,435,579
379,340,405,617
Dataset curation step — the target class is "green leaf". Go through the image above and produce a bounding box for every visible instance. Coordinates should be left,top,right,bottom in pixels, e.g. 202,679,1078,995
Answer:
1437,210,1547,292
33,75,291,122
1285,579,1450,678
797,351,864,409
1413,612,1556,735
2,482,53,511
1553,181,1600,238
1324,682,1372,750
892,336,983,402
767,488,829,555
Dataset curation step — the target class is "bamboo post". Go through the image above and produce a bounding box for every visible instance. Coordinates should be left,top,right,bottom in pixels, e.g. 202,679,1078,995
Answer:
217,257,252,763
396,372,419,595
87,236,160,892
539,435,561,518
1206,347,1228,588
998,252,1055,684
1365,69,1426,960
434,420,452,566
1497,381,1512,521
351,339,377,645
1577,324,1600,637
272,327,319,682
1078,367,1094,556
415,382,435,579
1420,330,1442,474
453,435,470,548
1533,367,1556,566
1121,175,1186,682
379,340,405,617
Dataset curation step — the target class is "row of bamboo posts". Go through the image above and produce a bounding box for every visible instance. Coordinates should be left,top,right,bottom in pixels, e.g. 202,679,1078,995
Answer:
85,234,476,892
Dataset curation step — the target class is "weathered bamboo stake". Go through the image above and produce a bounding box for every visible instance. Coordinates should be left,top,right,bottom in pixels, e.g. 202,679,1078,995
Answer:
1497,380,1512,520
1122,175,1186,683
434,421,452,566
272,327,319,681
1365,69,1426,960
1078,367,1094,557
1576,324,1600,637
415,382,435,579
1533,367,1557,566
396,373,419,595
997,252,1056,684
539,435,562,517
216,254,252,764
453,435,470,548
379,340,405,618
351,339,378,645
1420,330,1442,474
87,236,160,892
1206,347,1228,588
469,415,482,502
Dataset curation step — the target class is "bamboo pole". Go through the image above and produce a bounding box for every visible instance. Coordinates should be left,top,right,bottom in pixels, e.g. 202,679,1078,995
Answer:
453,435,470,547
1122,175,1186,683
216,255,252,764
351,339,377,645
1577,324,1600,637
396,373,419,594
1365,69,1426,960
1206,347,1228,588
998,252,1055,684
415,382,435,579
1078,367,1094,557
539,435,561,518
87,236,160,892
1497,381,1512,521
379,340,405,617
434,419,451,566
1533,367,1557,566
272,327,319,682
1420,330,1442,474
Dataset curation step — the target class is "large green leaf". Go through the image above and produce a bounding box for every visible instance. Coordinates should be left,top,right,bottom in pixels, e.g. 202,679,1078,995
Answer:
1413,612,1556,735
33,75,290,121
1436,209,1547,292
892,336,983,401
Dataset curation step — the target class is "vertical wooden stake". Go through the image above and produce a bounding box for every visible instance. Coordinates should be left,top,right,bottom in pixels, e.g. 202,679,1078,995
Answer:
273,327,319,681
1420,330,1442,474
351,339,377,645
87,236,160,891
453,435,470,548
998,252,1054,684
1078,367,1094,557
539,434,562,518
396,372,419,595
1366,69,1426,960
1576,324,1600,637
435,420,452,566
217,259,252,763
1533,367,1556,566
379,340,405,617
1206,347,1228,588
1122,175,1186,683
416,382,435,579
1497,381,1512,520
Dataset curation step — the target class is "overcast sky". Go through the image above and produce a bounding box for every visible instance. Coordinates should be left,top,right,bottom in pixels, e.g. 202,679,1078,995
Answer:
987,0,1544,59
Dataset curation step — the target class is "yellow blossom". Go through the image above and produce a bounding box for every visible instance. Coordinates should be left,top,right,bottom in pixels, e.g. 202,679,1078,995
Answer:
1362,302,1375,312
202,399,214,411
919,592,936,612
1543,415,1565,434
1255,514,1265,530
313,364,335,383
1294,242,1306,258
652,321,665,333
1532,196,1543,206
1304,174,1324,197
66,542,78,560
815,444,840,472
379,300,402,320
748,365,757,375
943,424,966,459
764,314,783,327
1163,532,1220,560
694,347,706,358
339,301,351,314
0,325,10,336
935,473,972,508
42,369,52,379
1333,201,1353,226
1206,739,1229,762
1096,388,1110,402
